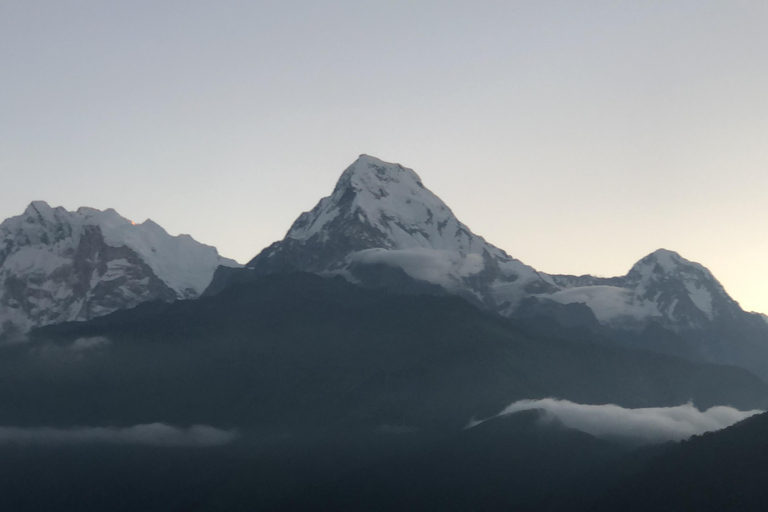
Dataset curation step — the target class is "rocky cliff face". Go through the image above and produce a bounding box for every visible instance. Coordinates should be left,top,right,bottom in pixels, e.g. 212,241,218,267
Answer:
0,201,238,340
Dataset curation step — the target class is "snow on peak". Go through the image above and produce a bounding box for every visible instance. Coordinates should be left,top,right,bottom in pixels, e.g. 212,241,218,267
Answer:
334,154,426,197
95,214,239,297
245,155,551,307
1,202,241,338
287,155,485,254
546,249,736,326
630,249,712,278
3,203,238,297
647,248,682,271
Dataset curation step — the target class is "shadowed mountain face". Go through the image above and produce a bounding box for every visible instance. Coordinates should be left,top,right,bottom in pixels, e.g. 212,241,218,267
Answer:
22,272,768,432
0,410,653,512
206,155,768,378
192,410,643,512
5,272,764,511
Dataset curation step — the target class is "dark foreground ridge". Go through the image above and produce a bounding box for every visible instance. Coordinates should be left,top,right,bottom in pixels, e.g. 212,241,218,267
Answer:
591,410,768,512
0,272,764,510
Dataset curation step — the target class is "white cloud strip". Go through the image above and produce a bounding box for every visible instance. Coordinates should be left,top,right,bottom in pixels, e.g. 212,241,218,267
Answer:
0,423,238,446
348,248,484,288
469,398,763,443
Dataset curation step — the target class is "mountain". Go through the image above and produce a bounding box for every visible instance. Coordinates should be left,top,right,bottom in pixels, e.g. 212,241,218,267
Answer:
549,248,746,331
207,154,768,377
11,272,767,511
208,154,556,305
197,410,640,512
25,272,768,429
588,410,768,512
0,201,238,340
546,249,768,377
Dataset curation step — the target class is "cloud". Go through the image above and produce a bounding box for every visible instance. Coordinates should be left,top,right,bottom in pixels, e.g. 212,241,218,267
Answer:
0,423,239,447
349,248,484,287
547,286,661,323
469,399,762,443
25,336,113,365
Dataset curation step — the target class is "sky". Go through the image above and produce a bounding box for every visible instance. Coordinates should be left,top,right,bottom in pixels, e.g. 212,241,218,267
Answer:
1,1,767,313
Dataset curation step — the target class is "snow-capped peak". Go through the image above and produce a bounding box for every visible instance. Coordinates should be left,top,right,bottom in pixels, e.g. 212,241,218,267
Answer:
547,248,733,327
628,249,715,281
25,200,55,219
241,155,555,307
283,154,517,265
4,201,238,297
0,202,239,338
332,154,426,201
286,154,465,251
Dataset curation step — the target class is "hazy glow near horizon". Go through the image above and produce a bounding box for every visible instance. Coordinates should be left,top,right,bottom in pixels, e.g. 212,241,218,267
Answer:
1,1,766,313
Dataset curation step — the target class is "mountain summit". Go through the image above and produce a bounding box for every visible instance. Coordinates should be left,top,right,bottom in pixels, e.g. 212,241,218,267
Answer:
0,201,238,339
236,155,555,306
548,248,734,329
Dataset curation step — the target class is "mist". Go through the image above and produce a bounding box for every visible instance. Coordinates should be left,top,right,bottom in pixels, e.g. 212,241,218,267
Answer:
0,423,238,446
471,399,763,442
350,247,484,287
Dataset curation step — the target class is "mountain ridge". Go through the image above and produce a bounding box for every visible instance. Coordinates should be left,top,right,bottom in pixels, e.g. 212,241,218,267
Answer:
208,155,768,377
3,155,767,376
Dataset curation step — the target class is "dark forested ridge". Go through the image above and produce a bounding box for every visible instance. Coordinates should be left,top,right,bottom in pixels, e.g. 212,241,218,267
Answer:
22,272,768,428
1,272,766,511
588,410,768,512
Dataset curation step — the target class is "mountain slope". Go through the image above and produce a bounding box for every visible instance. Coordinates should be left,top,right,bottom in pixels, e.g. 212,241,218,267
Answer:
198,410,639,512
0,201,238,339
589,410,768,512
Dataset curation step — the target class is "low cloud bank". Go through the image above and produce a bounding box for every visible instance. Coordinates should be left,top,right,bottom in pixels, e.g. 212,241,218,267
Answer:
349,248,484,287
0,423,238,447
470,399,762,442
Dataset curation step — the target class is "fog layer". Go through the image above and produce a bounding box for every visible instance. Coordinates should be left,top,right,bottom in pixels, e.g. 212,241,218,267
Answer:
0,423,238,446
471,399,762,442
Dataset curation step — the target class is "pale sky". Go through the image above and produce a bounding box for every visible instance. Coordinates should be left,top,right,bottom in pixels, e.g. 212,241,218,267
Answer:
1,1,767,313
